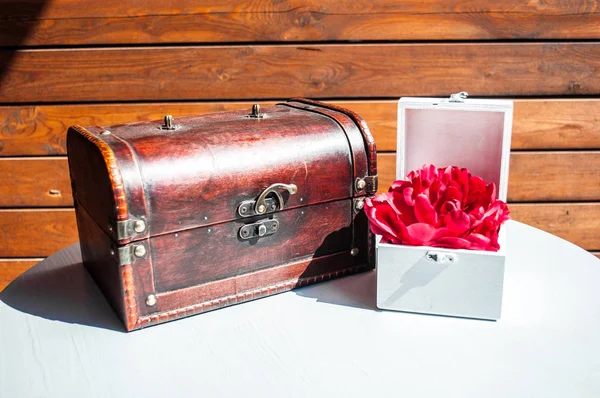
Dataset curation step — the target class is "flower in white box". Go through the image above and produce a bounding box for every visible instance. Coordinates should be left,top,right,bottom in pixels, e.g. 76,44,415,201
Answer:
370,164,511,320
366,164,510,251
380,95,513,320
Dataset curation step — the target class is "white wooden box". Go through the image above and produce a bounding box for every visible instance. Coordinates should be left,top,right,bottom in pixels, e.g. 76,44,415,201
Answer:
376,95,513,320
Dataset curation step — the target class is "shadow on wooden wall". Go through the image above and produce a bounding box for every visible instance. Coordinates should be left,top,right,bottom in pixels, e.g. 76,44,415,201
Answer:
0,1,49,79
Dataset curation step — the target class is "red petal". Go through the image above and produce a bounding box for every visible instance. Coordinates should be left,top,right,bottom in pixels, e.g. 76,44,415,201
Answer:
444,200,460,213
389,180,411,194
433,236,472,250
406,223,437,245
465,233,496,251
402,186,415,206
387,190,418,225
440,166,453,185
444,209,471,235
487,182,497,202
365,203,394,233
414,194,437,225
364,197,409,244
444,185,463,203
420,164,437,190
469,176,487,195
408,164,437,195
429,179,443,206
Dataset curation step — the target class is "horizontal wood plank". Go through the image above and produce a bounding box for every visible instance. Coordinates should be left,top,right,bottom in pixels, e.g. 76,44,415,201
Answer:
511,100,600,150
0,259,41,292
0,158,72,207
592,252,600,260
377,152,600,202
0,209,78,257
0,101,394,155
2,203,597,258
3,152,599,207
509,203,600,251
1,1,600,46
507,151,600,202
2,99,600,156
6,0,599,21
2,43,600,103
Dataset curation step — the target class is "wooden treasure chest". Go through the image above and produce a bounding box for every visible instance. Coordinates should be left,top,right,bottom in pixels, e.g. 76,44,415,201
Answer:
67,99,378,331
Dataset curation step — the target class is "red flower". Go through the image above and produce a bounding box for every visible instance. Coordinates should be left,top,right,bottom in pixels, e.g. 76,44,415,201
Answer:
365,165,510,251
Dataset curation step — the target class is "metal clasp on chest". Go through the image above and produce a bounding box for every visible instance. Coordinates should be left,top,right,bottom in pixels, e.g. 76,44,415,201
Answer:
237,182,297,239
237,183,298,218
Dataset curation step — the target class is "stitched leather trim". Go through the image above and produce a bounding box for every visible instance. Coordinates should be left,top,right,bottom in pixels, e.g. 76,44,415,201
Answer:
132,265,369,330
70,125,129,221
121,264,139,331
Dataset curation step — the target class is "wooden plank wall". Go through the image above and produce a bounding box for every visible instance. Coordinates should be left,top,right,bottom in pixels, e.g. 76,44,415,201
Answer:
1,1,600,290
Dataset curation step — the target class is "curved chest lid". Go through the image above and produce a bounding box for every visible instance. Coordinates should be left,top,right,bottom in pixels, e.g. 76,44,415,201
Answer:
104,104,356,239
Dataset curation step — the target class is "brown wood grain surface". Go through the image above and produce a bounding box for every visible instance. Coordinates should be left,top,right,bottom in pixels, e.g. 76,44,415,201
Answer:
0,259,41,292
1,204,597,259
377,152,600,202
0,157,72,207
151,200,354,292
507,151,600,202
2,152,599,207
6,0,599,20
511,99,600,150
509,203,600,251
2,0,599,46
0,209,78,257
2,99,600,156
2,43,600,103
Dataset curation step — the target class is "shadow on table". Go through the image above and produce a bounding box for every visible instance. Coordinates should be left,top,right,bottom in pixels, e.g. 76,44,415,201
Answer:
0,256,124,332
294,269,380,312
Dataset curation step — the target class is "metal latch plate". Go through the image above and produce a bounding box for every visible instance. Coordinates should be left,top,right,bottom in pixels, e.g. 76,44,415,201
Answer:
426,251,457,264
239,219,279,240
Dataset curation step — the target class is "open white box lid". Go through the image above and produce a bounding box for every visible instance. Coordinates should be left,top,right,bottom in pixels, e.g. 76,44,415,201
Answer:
397,94,513,202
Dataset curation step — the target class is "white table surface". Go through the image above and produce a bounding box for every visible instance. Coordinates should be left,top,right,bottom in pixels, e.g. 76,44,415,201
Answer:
1,221,599,398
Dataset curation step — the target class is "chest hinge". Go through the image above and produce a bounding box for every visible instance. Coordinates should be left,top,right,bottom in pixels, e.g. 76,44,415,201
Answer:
364,175,378,193
115,218,147,241
116,242,148,266
356,175,378,194
117,245,134,266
